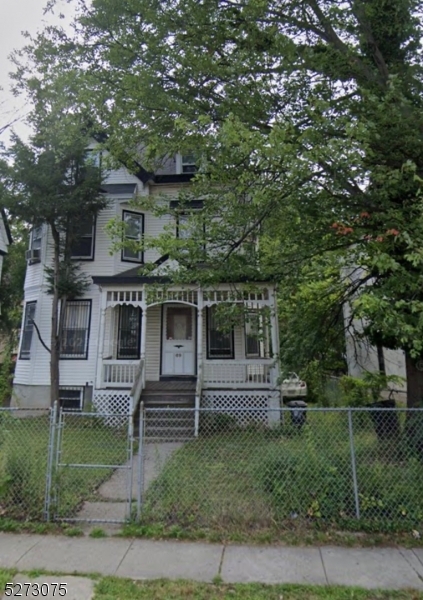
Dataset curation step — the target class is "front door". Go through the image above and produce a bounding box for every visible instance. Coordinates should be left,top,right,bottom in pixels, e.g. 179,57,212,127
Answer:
162,305,195,376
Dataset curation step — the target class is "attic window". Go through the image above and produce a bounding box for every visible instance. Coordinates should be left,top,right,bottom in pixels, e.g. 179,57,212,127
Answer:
181,153,197,173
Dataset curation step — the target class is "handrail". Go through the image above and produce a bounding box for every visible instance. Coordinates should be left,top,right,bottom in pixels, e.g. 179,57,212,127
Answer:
194,361,203,437
130,359,145,416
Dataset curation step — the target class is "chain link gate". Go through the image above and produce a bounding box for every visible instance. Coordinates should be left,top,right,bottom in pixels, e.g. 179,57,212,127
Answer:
45,404,137,524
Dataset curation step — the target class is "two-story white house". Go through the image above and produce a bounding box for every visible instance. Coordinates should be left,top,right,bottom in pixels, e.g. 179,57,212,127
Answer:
12,151,282,429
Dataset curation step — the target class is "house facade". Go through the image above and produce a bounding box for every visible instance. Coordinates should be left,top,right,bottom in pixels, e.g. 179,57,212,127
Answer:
12,151,282,428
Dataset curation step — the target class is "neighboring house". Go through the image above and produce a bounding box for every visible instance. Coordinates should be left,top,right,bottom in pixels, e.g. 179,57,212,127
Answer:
0,209,12,301
12,150,282,428
343,286,407,400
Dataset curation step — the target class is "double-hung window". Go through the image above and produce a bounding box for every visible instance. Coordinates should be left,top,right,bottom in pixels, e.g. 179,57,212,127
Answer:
20,302,37,359
206,305,234,359
27,225,43,263
181,153,197,173
245,310,269,358
117,305,141,359
60,300,92,359
70,216,96,260
122,210,144,263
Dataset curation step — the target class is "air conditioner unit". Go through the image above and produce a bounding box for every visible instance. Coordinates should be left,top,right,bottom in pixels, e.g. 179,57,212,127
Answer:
25,249,41,262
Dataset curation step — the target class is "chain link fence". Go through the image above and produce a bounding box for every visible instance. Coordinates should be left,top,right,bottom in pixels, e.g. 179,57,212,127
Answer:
0,407,51,520
1,404,423,533
138,406,423,534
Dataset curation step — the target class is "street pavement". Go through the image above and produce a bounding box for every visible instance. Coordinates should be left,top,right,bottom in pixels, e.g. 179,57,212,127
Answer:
0,533,422,598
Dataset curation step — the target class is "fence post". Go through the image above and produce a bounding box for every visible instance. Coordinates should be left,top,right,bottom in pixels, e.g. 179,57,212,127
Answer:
44,401,57,522
136,402,144,521
348,409,360,519
127,411,135,522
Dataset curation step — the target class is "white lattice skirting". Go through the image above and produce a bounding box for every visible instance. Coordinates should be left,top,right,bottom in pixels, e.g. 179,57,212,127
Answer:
202,391,280,427
93,390,132,427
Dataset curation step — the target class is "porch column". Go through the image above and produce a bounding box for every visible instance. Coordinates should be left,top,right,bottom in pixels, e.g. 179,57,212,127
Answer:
140,303,148,386
197,290,204,374
95,288,108,390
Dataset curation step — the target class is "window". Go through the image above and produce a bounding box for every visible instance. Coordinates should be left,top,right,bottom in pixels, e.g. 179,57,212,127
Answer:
20,302,36,359
207,306,234,359
84,148,102,168
60,300,92,359
26,225,43,262
176,213,192,240
59,388,83,412
31,225,43,251
181,153,197,173
70,216,96,260
122,210,144,263
117,305,141,359
245,310,270,358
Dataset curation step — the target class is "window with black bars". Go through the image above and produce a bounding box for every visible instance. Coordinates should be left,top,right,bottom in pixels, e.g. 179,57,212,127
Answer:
207,306,234,359
117,305,141,359
20,302,36,359
60,300,92,359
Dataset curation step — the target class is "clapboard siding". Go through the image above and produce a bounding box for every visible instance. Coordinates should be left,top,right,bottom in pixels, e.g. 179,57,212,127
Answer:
145,305,161,381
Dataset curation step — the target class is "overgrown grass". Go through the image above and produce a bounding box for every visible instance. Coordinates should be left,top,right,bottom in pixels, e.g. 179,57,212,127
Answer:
93,577,423,599
0,412,128,520
139,411,423,537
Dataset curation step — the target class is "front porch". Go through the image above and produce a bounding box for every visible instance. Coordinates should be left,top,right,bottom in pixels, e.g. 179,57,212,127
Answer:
92,284,281,424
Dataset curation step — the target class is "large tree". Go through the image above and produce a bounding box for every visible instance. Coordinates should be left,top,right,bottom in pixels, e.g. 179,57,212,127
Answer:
12,0,423,404
0,122,107,406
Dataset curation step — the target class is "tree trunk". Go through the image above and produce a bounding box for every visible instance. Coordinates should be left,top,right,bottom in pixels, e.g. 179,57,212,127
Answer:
405,351,423,408
50,225,61,408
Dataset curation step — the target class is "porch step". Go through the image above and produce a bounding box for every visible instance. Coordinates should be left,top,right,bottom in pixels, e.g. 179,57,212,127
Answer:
141,394,195,406
141,408,195,441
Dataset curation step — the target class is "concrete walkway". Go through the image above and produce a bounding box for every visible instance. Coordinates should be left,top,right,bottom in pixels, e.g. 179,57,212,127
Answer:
0,533,422,591
76,442,182,525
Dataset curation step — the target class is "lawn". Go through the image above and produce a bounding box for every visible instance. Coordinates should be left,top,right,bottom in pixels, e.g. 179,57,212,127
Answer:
140,410,423,537
1,571,422,600
0,412,129,520
93,578,423,599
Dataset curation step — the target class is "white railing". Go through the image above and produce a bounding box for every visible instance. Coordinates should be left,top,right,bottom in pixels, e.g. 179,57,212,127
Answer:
102,360,139,388
203,359,274,388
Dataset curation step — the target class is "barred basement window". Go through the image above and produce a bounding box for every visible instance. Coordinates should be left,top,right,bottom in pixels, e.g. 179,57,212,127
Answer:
59,388,83,412
207,306,234,359
60,300,92,359
20,301,37,359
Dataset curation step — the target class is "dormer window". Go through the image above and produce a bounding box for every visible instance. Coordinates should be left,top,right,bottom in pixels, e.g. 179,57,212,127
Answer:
176,153,197,174
182,153,197,173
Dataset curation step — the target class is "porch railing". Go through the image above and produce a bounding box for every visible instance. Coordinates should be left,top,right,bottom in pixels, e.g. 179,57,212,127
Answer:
102,359,139,387
203,359,274,388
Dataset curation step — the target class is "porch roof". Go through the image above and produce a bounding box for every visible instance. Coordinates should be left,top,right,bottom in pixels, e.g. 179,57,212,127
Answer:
93,267,170,285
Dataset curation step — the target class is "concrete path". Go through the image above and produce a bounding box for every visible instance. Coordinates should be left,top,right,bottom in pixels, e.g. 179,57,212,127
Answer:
76,442,182,526
0,533,422,591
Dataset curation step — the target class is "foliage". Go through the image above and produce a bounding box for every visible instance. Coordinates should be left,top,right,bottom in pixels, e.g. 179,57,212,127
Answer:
9,0,423,403
339,372,406,407
0,219,28,342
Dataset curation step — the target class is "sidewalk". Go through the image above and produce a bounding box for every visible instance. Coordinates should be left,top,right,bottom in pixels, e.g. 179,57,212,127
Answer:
0,533,422,590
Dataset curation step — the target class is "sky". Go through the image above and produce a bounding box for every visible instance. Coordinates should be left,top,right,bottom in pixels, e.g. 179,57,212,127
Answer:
0,0,74,144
